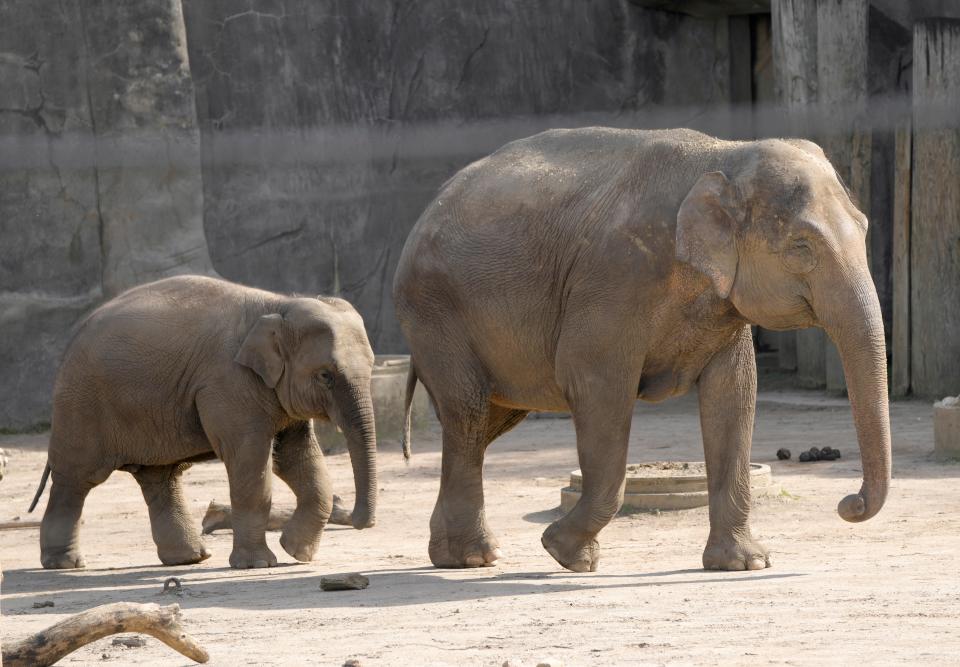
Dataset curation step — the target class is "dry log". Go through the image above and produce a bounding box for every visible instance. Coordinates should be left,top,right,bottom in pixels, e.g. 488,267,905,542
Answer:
202,495,353,534
2,602,209,666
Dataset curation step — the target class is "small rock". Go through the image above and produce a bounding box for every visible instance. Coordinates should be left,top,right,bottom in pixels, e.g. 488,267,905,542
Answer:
502,660,524,667
799,452,811,462
32,600,55,608
808,447,821,459
536,660,562,667
343,659,362,667
321,573,369,591
112,636,147,648
776,448,791,460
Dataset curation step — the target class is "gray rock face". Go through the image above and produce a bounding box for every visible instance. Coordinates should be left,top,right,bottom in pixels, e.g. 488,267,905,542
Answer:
81,0,215,298
0,0,213,429
0,1,102,430
181,0,733,352
0,0,736,429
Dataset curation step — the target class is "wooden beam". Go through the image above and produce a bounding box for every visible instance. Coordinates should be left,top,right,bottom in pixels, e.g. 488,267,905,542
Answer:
910,19,960,398
891,121,911,397
629,0,771,17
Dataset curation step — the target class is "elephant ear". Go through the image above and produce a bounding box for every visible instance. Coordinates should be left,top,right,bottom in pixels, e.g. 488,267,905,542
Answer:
235,314,285,388
675,171,740,299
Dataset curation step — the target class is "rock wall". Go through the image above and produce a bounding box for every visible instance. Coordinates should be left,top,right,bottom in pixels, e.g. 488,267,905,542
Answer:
0,0,213,429
181,0,734,351
0,0,736,428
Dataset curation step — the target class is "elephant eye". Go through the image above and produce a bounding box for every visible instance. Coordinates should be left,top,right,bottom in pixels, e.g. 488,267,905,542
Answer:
782,238,817,274
316,370,334,388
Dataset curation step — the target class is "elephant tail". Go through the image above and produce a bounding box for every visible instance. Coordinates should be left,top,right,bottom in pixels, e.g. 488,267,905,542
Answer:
400,362,417,461
27,463,51,513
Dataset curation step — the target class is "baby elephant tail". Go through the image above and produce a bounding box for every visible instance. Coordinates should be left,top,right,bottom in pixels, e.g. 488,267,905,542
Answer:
400,363,418,461
28,463,51,513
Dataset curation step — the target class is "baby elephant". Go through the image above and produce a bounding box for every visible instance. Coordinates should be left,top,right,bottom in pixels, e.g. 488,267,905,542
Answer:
31,275,378,569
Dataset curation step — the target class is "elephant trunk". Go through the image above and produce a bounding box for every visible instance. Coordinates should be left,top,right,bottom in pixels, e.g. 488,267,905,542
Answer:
818,276,892,523
337,376,378,529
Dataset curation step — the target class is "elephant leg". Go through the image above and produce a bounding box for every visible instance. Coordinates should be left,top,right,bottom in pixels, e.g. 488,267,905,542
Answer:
132,463,210,566
198,392,277,569
222,437,276,569
40,471,98,569
429,390,522,568
272,421,332,562
543,365,635,573
699,326,770,571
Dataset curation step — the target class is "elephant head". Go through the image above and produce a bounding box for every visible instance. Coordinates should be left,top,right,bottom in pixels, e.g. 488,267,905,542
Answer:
676,138,890,524
235,297,377,528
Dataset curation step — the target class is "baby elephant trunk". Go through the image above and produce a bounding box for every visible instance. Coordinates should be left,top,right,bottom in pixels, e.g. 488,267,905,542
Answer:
337,377,378,529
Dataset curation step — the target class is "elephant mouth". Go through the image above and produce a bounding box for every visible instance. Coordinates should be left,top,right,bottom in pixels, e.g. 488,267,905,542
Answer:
757,295,817,331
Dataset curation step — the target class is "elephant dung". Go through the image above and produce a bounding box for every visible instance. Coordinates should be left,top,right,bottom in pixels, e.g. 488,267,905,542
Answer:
320,573,369,591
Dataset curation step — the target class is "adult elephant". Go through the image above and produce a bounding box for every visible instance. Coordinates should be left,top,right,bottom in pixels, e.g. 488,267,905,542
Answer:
32,275,378,569
393,127,891,573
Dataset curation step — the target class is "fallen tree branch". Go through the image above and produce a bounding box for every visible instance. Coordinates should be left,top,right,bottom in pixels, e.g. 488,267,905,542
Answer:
202,495,352,534
0,519,42,531
2,602,209,666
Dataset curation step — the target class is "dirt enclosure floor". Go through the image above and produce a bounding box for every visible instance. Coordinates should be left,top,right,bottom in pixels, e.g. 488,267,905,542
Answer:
3,387,959,666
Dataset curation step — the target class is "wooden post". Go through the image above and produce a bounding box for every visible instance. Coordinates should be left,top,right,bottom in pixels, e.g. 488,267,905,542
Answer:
816,0,870,394
911,19,960,398
771,0,821,382
772,0,818,117
891,121,911,397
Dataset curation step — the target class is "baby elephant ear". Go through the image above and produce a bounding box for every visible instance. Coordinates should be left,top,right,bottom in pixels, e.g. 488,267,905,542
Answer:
675,171,739,299
235,314,284,388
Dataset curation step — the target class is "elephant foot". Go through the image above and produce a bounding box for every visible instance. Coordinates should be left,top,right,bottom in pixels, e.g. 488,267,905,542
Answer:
229,544,278,569
541,520,599,573
280,526,320,562
41,549,86,570
158,543,212,567
702,532,771,571
429,524,502,568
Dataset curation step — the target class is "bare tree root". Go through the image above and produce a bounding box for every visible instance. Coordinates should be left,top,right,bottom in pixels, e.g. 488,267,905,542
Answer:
2,602,209,666
202,495,352,534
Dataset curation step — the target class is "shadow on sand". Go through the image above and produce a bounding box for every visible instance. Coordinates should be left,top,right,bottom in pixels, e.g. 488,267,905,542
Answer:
2,561,806,615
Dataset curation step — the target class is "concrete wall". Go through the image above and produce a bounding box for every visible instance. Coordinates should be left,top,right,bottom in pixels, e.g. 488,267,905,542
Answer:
1,0,735,428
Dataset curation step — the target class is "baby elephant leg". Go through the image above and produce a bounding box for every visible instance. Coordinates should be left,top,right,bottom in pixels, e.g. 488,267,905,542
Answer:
272,421,332,562
133,464,211,566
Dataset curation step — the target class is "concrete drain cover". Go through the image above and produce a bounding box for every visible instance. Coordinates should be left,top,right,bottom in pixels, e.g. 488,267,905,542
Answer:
560,462,774,513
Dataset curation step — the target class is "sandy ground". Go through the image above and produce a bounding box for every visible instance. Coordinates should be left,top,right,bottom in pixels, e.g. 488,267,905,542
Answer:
2,386,959,666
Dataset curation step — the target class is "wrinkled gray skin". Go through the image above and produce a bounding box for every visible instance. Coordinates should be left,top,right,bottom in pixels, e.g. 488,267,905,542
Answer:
38,275,377,570
394,127,891,573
